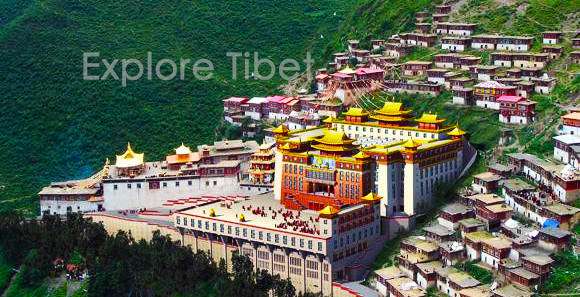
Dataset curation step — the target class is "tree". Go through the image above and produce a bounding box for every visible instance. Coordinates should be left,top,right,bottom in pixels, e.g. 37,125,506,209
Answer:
20,249,45,287
273,278,296,297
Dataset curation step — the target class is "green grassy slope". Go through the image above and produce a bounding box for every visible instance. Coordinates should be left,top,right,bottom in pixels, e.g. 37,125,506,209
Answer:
322,0,444,55
0,0,357,214
0,247,12,293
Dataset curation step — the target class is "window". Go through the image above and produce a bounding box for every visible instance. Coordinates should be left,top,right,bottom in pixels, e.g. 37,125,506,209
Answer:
136,183,141,189
127,183,132,189
163,182,167,187
113,185,118,190
188,180,192,186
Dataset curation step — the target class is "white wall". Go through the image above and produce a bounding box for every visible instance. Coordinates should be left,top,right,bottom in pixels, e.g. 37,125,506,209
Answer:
442,44,466,52
103,176,240,210
481,252,500,268
472,43,495,50
466,245,480,261
554,147,570,164
40,199,99,216
475,100,500,110
561,124,580,136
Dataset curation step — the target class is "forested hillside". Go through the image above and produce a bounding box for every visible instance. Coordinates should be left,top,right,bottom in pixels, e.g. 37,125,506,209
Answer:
0,0,359,214
326,0,579,164
1,0,578,216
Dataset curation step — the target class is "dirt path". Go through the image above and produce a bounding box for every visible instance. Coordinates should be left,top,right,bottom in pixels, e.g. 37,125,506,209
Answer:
67,280,82,297
0,270,18,297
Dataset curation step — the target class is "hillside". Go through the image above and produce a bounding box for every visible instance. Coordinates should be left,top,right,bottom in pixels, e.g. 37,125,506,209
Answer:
327,0,579,166
0,0,358,214
0,0,578,217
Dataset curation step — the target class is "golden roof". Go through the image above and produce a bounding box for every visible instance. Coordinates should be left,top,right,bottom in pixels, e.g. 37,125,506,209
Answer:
374,102,413,116
315,130,355,145
272,124,290,134
115,143,144,168
319,205,340,216
311,130,356,153
403,139,421,149
343,107,369,117
311,143,354,152
175,143,192,155
339,66,355,74
448,125,466,136
279,142,296,150
323,116,336,123
353,151,370,159
361,192,382,202
416,113,445,124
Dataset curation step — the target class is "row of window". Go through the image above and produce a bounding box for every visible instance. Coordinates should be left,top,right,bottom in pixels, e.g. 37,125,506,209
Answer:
336,124,438,139
283,176,303,191
112,180,218,190
176,217,324,252
332,224,377,249
420,159,457,179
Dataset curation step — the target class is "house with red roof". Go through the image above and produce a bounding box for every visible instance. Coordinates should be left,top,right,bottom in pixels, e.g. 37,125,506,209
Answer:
315,69,331,93
223,97,249,125
498,95,537,125
474,81,517,110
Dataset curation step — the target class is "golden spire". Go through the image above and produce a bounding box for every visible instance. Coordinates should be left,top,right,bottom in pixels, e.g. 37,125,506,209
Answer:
403,139,421,149
272,124,290,134
115,142,144,168
353,151,370,159
416,112,445,124
175,142,192,155
448,124,466,137
361,192,382,202
319,205,340,218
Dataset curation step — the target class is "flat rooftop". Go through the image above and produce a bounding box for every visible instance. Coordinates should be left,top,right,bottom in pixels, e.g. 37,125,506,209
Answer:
503,179,535,192
178,192,357,238
459,218,485,228
423,224,454,237
106,159,242,180
441,203,472,215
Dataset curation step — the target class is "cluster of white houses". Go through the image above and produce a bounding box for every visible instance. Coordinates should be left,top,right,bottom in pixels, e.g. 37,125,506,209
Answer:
221,21,579,136
310,8,580,131
470,111,580,231
372,188,573,297
365,101,578,297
